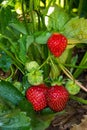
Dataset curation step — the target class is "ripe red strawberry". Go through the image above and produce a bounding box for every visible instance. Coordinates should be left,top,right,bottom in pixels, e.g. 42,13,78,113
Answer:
47,33,67,57
46,85,69,112
26,84,48,111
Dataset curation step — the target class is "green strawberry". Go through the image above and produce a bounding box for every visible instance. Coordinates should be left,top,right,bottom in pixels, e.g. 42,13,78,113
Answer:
65,79,80,95
25,61,39,72
27,70,43,85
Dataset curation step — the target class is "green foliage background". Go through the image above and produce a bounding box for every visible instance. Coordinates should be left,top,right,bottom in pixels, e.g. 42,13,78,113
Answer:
0,0,87,130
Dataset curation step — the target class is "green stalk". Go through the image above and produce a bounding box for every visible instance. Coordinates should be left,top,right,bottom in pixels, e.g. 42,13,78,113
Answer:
78,0,84,17
57,59,74,80
64,63,87,69
68,0,74,13
43,0,55,16
29,0,35,33
0,34,15,47
56,59,87,92
7,27,18,39
38,56,50,70
21,0,29,34
70,95,87,104
0,34,25,66
73,52,87,78
35,10,41,30
33,0,40,10
47,0,56,8
40,14,47,30
0,44,24,75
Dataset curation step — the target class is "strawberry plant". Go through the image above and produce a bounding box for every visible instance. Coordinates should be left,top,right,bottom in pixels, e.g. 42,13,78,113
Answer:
0,0,87,130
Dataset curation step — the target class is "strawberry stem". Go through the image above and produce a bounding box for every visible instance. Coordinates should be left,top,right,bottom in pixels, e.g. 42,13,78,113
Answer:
70,95,87,104
56,59,87,92
38,56,50,70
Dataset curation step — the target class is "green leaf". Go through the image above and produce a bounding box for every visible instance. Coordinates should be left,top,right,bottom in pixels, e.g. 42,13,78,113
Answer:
9,21,27,34
0,97,13,114
22,75,31,91
46,5,70,31
18,35,27,64
64,16,87,41
0,43,25,75
26,35,34,52
73,52,87,78
0,109,32,130
49,61,61,79
0,51,12,72
0,80,24,105
35,31,51,44
31,109,65,130
0,6,12,34
0,81,34,117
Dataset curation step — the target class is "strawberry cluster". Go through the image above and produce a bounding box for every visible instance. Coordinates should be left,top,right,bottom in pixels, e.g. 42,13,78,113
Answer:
26,33,69,112
26,84,69,112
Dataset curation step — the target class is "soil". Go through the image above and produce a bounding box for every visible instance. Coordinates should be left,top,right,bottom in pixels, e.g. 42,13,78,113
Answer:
0,69,11,79
46,98,87,130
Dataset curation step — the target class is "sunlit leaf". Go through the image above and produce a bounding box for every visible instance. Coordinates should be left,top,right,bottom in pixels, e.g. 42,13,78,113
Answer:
0,51,12,72
46,5,70,31
64,17,87,41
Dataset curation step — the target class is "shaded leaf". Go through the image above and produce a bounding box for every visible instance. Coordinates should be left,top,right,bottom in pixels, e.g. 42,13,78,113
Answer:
9,22,27,34
0,6,12,34
31,109,64,130
0,109,31,130
0,80,24,105
18,35,27,63
0,51,12,72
